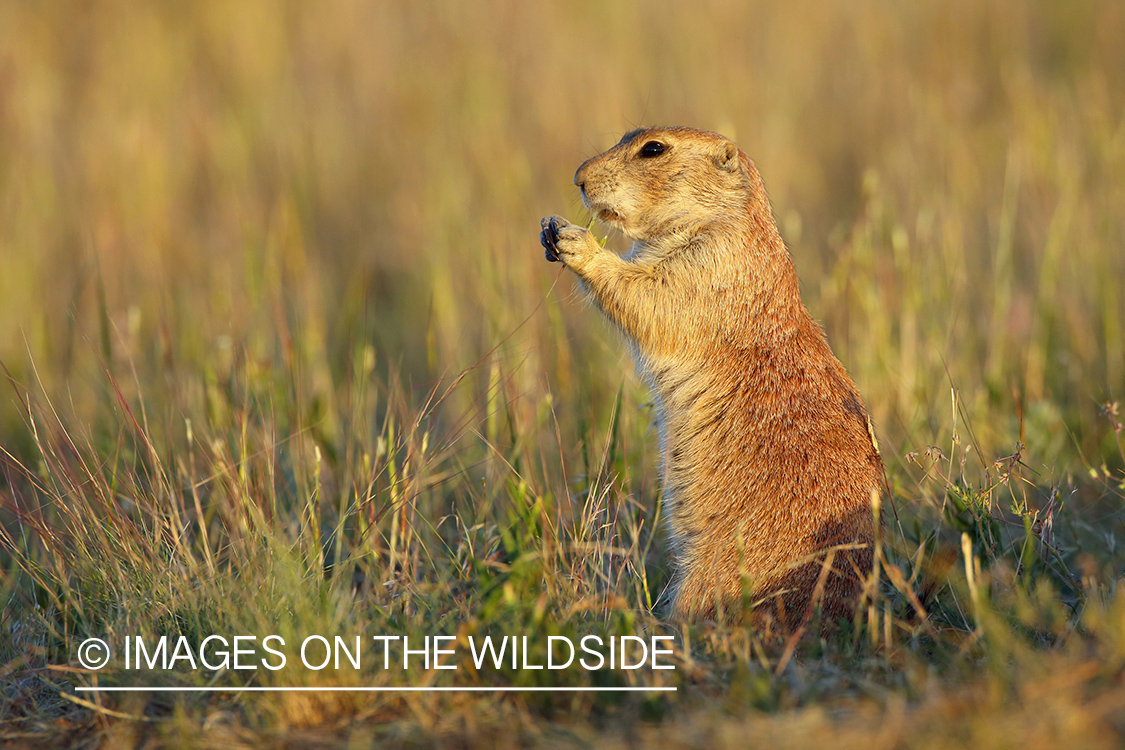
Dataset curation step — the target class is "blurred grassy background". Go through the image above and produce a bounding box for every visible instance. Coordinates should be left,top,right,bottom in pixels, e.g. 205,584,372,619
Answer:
1,0,1122,470
2,0,1125,746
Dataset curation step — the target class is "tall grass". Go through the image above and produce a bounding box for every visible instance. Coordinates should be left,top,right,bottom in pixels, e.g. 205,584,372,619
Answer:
1,0,1124,746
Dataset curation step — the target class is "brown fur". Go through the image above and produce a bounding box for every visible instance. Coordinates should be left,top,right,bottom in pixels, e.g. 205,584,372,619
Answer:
539,127,882,627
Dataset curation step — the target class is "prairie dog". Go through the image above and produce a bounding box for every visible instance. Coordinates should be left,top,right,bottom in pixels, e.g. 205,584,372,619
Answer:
539,127,882,627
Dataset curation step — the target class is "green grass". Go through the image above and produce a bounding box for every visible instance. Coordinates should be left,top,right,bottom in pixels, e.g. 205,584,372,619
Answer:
1,0,1124,746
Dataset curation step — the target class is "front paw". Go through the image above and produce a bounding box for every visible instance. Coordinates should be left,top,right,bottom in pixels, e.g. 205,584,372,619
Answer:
540,216,564,262
539,216,596,267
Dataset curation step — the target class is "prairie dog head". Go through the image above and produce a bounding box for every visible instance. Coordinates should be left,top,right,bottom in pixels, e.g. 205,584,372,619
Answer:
574,127,758,246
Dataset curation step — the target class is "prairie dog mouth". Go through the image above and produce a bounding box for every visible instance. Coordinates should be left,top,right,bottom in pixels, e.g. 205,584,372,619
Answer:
594,207,625,226
581,189,625,226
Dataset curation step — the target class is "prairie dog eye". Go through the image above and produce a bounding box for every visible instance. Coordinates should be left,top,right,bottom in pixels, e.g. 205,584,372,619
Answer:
638,141,666,158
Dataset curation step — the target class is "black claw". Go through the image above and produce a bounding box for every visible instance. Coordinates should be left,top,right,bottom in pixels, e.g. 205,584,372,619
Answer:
540,216,560,262
541,233,558,262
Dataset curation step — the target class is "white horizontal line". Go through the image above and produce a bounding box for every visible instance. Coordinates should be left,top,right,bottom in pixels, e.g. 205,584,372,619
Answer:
76,686,676,693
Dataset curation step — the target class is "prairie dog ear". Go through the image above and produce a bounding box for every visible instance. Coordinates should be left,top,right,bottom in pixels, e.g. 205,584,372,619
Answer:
713,140,742,173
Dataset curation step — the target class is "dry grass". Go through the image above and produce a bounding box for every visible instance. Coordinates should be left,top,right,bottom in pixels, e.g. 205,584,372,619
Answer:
1,0,1124,747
